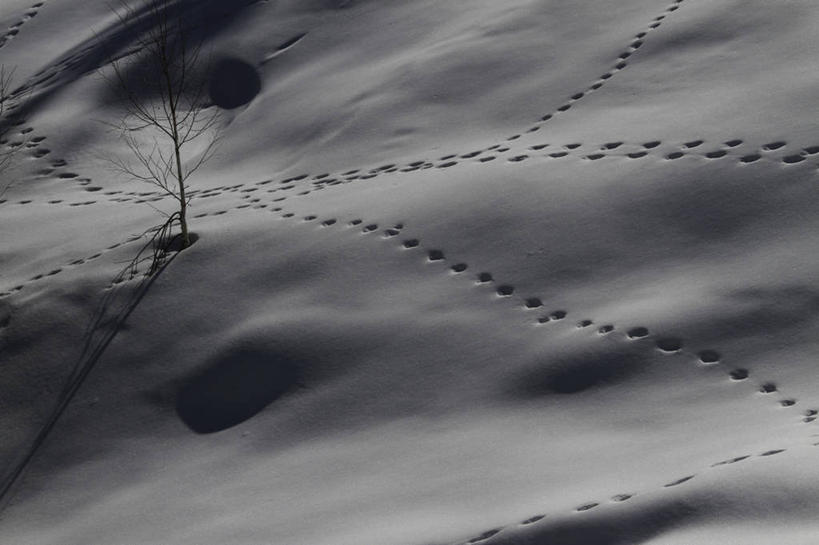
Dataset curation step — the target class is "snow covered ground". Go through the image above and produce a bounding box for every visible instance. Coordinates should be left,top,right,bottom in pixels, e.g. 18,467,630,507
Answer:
2,0,819,544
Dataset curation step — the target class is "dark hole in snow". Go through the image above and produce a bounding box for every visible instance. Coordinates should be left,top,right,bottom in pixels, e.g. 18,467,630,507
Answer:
209,57,261,109
176,347,301,433
656,337,682,352
626,326,649,339
698,350,721,364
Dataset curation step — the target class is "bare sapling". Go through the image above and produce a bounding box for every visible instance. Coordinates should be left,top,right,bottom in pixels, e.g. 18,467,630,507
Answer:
103,0,219,265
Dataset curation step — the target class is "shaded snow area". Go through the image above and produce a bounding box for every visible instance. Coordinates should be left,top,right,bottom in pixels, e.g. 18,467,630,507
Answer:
2,0,819,544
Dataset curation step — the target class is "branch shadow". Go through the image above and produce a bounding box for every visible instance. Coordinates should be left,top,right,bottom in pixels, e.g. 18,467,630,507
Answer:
0,0,260,134
0,219,191,510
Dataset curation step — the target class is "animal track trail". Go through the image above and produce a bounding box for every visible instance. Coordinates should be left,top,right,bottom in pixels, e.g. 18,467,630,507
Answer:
104,132,816,215
4,0,687,205
181,1,693,200
238,190,808,431
496,138,815,169
114,147,816,437
586,321,810,426
450,445,791,545
3,0,814,535
8,2,809,213
217,186,813,430
75,148,813,545
0,234,141,299
507,0,687,139
0,1,45,50
0,119,110,207
243,137,819,211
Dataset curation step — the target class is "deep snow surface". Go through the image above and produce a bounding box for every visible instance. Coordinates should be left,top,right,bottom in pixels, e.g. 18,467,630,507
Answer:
2,1,819,544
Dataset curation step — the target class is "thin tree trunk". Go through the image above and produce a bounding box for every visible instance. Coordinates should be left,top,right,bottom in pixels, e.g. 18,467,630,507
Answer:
174,135,189,248
162,50,190,249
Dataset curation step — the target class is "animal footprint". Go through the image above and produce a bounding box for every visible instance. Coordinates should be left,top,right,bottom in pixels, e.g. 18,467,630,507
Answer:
467,529,502,543
712,455,750,467
476,272,493,283
626,327,649,339
520,514,544,525
664,475,694,487
575,503,599,512
782,155,805,164
758,382,777,394
427,250,445,261
496,285,514,296
697,350,720,364
656,337,682,352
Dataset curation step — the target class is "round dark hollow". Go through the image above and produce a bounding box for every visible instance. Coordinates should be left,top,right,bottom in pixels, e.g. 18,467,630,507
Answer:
209,57,262,109
177,346,301,433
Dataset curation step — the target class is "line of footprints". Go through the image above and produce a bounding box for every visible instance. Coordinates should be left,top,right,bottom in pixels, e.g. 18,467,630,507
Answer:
242,0,688,191
0,0,806,211
0,0,111,210
24,187,816,434
45,197,811,539
4,0,815,539
3,136,818,210
0,120,122,207
455,0,688,145
161,137,819,216
2,0,813,537
458,443,794,544
264,207,819,424
505,0,685,139
0,0,691,209
0,235,140,299
3,193,816,545
240,206,812,545
235,137,819,204
25,136,803,210
0,2,44,50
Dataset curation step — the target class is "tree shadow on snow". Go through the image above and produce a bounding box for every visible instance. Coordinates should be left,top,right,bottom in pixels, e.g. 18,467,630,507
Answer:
0,230,189,506
0,0,263,133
